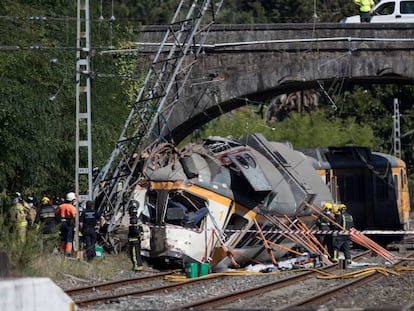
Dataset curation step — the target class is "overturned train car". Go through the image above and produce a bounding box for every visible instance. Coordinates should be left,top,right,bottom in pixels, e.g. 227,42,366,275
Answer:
131,134,333,270
301,146,410,242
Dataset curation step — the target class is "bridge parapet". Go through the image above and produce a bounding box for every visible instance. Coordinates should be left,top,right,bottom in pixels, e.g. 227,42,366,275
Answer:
133,24,414,143
136,23,414,48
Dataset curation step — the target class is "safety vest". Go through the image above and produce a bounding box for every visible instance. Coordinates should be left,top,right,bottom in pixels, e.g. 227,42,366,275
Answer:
337,211,354,234
128,215,143,242
39,205,56,220
316,213,331,231
355,0,374,13
10,203,28,227
79,209,100,233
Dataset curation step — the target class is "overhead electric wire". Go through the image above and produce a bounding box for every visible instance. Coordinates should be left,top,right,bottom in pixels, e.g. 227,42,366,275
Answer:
0,14,145,23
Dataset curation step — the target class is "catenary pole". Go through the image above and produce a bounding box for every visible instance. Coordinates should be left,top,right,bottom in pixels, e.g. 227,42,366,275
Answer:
75,0,93,252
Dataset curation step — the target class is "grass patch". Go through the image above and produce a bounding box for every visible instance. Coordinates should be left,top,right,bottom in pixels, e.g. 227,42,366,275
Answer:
24,252,133,287
1,212,134,285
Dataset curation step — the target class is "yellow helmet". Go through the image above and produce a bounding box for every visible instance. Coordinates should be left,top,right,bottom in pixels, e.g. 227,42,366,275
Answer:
322,202,333,211
41,196,50,205
337,204,347,211
332,204,341,215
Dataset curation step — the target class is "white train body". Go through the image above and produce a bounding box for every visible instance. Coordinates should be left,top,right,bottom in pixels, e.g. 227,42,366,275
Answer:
132,134,333,270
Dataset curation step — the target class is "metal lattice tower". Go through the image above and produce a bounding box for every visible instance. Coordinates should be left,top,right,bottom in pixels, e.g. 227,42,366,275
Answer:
393,98,401,158
93,0,224,247
75,0,93,250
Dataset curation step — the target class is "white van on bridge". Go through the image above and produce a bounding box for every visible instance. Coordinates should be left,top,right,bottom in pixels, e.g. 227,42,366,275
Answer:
340,0,414,23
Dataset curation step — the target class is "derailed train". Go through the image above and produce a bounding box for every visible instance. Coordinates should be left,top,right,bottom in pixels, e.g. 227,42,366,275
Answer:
301,146,411,237
113,134,410,270
127,133,334,270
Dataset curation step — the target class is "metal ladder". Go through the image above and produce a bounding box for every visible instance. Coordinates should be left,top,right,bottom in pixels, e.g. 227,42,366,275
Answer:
93,0,224,249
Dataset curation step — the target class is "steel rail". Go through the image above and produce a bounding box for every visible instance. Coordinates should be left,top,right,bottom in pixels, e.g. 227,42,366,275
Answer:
65,269,180,295
72,273,226,307
164,250,371,310
277,253,414,310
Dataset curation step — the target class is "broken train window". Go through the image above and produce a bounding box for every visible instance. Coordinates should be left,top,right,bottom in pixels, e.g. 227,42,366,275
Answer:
165,191,209,228
141,190,157,223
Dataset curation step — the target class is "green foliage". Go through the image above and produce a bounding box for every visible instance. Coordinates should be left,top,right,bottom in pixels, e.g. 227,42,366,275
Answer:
334,86,392,152
217,0,356,23
333,84,414,174
198,105,374,148
0,1,135,199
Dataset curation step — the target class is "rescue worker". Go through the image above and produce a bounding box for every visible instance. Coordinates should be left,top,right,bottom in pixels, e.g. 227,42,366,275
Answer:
9,195,29,244
26,195,38,227
332,204,354,266
315,202,334,257
79,200,102,261
56,192,77,256
354,0,375,23
53,196,63,208
128,201,143,271
34,196,59,251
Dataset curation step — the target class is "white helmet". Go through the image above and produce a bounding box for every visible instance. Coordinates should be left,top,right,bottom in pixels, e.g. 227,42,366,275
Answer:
66,192,76,202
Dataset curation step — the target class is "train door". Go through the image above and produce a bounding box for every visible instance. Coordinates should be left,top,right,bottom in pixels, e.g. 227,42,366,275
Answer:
372,169,399,229
392,167,410,230
393,173,400,211
333,168,371,229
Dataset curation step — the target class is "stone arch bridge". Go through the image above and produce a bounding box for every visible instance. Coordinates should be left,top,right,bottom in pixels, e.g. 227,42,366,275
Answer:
135,23,414,143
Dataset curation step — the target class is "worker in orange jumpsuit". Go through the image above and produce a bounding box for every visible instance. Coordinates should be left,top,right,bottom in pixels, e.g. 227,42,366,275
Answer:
56,192,77,256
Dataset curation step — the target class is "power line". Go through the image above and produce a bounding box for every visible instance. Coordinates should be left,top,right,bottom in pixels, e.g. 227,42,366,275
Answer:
0,45,125,51
0,45,77,51
0,14,151,23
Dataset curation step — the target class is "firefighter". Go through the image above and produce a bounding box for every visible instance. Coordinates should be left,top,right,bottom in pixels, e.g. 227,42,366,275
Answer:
315,202,334,257
34,196,59,251
26,195,38,227
332,204,354,265
56,192,77,256
9,195,29,244
79,200,102,261
128,201,143,271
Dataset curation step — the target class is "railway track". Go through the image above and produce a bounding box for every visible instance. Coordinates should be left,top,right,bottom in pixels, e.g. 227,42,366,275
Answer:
276,254,414,310
165,250,374,310
70,250,380,309
65,270,180,296
200,251,414,311
69,269,228,307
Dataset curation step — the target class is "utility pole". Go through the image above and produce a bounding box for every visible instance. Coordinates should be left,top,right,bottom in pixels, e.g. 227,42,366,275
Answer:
393,98,401,159
75,0,93,251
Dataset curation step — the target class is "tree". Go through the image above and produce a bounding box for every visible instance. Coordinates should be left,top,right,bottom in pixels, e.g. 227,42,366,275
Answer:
0,1,135,199
197,105,374,148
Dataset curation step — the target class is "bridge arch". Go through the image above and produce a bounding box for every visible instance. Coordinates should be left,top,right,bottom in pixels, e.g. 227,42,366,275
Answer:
136,24,414,143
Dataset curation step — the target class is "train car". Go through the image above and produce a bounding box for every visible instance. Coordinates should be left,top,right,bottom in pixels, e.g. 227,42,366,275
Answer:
129,134,334,271
300,146,410,242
